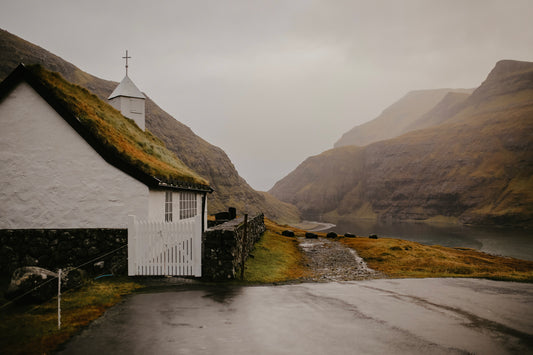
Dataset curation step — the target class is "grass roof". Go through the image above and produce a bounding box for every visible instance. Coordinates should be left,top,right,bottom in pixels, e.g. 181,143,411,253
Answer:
26,65,209,189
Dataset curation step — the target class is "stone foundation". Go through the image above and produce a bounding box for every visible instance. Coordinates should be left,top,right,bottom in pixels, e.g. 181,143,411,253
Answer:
0,229,127,277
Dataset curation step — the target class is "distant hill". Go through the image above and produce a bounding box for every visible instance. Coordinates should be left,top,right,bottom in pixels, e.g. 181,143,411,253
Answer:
271,60,533,226
334,88,474,148
0,29,299,223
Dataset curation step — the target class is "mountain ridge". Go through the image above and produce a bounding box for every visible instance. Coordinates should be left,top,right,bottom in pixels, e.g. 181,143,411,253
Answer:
334,87,474,148
271,59,533,226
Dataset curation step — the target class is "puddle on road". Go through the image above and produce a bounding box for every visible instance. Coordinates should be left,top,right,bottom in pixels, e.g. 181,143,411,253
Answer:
202,286,242,304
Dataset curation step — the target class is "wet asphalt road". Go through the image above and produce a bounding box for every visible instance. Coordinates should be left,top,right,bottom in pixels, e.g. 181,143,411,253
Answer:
56,278,533,355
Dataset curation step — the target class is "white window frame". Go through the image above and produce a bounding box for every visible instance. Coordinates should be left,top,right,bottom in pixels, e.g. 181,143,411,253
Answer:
179,192,197,220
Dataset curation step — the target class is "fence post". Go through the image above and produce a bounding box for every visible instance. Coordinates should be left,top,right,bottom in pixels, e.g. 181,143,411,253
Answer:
57,268,61,330
241,214,248,280
128,215,136,276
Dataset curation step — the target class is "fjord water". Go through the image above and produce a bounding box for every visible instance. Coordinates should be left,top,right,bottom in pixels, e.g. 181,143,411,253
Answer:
324,220,533,261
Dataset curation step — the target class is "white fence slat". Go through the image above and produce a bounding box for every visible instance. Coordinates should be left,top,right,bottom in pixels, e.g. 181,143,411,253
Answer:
127,216,136,276
127,216,201,276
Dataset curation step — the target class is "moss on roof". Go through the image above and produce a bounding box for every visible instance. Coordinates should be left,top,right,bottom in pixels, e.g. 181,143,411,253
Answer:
26,64,209,188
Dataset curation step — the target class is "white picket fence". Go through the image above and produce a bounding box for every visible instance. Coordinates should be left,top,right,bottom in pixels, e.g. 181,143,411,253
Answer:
127,215,202,276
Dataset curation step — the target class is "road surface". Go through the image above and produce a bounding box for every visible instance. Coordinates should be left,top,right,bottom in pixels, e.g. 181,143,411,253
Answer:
56,278,533,354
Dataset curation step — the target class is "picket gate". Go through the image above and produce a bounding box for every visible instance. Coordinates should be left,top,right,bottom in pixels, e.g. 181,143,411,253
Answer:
127,215,202,276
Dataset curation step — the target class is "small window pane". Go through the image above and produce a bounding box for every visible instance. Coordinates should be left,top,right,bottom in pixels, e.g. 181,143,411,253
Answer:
165,191,173,222
179,192,197,220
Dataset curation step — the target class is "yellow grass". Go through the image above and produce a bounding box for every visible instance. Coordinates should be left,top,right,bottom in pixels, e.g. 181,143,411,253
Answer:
339,237,533,281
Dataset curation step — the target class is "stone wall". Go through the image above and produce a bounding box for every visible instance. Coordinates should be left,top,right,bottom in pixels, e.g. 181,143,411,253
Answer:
0,229,127,277
1,215,266,280
203,214,265,280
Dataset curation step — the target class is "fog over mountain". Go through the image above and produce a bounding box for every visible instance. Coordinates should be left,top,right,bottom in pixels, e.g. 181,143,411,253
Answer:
271,60,533,226
1,0,532,191
335,88,474,148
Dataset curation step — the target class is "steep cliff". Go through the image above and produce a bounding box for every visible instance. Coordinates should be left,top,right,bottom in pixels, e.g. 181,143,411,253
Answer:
0,29,300,223
271,60,533,226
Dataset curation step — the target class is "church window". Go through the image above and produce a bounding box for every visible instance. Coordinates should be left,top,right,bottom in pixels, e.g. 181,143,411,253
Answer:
165,191,173,222
180,192,197,220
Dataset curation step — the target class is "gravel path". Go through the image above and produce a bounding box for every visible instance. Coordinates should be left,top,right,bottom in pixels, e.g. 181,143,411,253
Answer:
299,237,382,281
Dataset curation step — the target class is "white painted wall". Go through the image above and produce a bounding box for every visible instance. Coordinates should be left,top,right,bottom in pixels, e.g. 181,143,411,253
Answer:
148,190,166,222
0,82,149,229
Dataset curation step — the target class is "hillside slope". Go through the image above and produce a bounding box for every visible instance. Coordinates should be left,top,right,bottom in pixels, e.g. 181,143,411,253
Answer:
271,60,533,226
334,88,473,148
0,29,299,223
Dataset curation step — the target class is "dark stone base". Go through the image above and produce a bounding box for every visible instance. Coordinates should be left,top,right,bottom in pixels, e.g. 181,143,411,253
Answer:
0,229,127,277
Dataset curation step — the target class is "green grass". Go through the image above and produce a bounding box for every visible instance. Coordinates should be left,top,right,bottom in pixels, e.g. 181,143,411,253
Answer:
0,277,143,355
242,227,309,283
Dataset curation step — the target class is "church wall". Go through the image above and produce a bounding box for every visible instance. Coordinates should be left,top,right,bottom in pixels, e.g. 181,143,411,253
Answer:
0,82,150,229
148,190,166,221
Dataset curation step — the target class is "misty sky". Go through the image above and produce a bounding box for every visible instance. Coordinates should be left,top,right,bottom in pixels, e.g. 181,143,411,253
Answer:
2,0,532,191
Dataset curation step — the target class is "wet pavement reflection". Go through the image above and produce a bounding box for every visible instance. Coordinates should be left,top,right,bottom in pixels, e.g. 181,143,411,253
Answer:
56,279,533,355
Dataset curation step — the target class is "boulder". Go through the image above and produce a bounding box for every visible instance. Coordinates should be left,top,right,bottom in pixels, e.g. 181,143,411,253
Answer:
326,232,338,239
282,230,295,237
6,266,58,304
305,232,318,239
344,233,356,238
5,266,88,304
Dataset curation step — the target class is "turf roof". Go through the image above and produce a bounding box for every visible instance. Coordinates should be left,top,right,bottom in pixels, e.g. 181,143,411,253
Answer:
0,64,211,192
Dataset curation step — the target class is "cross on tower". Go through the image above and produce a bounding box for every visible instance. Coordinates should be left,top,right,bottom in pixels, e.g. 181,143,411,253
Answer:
122,50,131,76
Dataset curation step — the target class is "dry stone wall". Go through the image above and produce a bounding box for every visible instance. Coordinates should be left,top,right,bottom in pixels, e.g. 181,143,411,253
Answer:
1,214,266,280
203,214,265,280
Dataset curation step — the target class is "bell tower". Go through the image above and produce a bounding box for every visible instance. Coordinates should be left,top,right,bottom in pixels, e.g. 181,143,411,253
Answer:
108,50,146,130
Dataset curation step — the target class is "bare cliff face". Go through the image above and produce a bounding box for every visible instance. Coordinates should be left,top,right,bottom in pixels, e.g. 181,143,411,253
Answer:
0,29,300,223
271,60,533,226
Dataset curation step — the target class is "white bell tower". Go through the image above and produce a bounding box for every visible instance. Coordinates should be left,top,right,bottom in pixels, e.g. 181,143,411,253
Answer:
108,50,146,130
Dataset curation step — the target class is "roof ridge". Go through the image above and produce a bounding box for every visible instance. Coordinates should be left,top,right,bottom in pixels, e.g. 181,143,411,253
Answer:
108,75,146,100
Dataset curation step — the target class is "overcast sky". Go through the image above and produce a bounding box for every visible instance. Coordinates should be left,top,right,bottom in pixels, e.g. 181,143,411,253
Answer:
2,0,532,190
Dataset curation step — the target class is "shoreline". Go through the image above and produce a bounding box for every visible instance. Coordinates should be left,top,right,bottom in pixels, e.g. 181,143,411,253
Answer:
290,220,336,232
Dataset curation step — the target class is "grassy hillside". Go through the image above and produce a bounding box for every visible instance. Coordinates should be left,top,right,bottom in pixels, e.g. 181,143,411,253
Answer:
334,88,473,148
271,60,533,226
0,29,300,223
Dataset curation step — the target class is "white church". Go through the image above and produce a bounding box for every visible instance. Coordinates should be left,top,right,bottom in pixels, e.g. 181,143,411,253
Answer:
0,60,211,276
